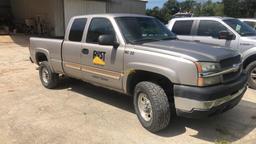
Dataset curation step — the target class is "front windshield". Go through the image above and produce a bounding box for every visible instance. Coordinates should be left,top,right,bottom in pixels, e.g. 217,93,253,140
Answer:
223,19,256,36
115,17,176,44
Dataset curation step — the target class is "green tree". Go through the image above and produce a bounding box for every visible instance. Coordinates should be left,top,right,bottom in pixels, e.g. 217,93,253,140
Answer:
160,0,180,22
223,0,256,18
146,7,166,22
213,2,224,16
223,0,240,17
146,0,226,22
201,0,215,16
179,0,196,13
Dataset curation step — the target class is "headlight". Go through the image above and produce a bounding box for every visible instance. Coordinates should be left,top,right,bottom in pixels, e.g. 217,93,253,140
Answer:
197,62,220,73
195,62,222,86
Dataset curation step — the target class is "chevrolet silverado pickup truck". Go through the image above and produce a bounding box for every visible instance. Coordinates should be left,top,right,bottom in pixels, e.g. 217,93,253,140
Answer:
167,17,256,89
29,14,247,132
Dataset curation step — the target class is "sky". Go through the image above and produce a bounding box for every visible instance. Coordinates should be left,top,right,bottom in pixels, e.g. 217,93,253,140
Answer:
146,0,221,9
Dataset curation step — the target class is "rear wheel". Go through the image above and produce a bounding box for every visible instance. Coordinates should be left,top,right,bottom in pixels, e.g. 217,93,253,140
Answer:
134,81,171,132
39,61,59,89
246,61,256,90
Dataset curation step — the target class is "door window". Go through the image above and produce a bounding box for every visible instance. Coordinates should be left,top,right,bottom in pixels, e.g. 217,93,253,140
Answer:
69,18,87,42
86,18,115,44
244,21,256,29
172,20,193,35
197,20,227,38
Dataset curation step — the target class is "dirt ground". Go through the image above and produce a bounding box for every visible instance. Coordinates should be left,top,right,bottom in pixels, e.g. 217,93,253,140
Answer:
0,35,255,144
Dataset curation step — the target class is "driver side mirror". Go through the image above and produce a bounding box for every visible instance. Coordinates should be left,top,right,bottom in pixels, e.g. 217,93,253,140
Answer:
98,34,119,48
218,31,235,40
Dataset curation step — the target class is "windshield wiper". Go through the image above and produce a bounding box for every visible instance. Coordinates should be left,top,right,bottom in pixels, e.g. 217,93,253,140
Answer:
132,38,160,44
161,36,177,40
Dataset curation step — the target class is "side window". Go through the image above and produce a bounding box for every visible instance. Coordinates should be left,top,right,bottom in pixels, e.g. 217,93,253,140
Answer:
172,20,193,35
86,18,115,43
244,21,256,29
69,18,87,42
197,20,227,38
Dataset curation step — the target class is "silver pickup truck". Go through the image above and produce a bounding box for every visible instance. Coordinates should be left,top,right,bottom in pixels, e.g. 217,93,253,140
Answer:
29,14,247,132
167,17,256,89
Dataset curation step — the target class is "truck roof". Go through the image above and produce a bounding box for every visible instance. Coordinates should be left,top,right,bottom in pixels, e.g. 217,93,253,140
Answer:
72,13,152,19
239,18,256,22
170,16,235,21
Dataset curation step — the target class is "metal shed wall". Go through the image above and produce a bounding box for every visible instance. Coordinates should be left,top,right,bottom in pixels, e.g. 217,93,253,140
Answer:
64,0,107,27
108,0,146,14
8,0,146,36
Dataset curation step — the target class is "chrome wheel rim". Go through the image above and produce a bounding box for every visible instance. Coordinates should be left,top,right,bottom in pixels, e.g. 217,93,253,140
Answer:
251,67,256,83
138,93,152,122
42,67,50,84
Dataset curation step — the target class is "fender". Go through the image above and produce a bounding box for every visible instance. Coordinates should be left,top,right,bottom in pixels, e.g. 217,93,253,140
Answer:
242,47,256,62
35,48,54,71
123,62,179,93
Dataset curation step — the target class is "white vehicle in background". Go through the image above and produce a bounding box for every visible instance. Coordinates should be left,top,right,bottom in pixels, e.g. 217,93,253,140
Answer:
172,12,193,18
240,18,256,30
167,17,256,89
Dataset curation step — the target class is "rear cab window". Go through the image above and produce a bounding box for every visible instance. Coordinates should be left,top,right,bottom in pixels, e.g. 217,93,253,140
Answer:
69,18,87,42
172,20,193,35
197,20,228,38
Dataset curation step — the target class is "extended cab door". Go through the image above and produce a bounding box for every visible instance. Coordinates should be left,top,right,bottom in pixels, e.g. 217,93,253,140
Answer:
193,20,238,49
62,18,87,79
80,17,124,90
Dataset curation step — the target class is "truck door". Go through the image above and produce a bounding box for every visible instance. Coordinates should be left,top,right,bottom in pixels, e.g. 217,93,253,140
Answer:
81,18,124,90
62,18,87,79
193,20,238,49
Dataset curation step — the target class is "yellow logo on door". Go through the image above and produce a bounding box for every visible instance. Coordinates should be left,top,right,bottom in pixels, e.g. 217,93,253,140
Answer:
93,56,106,65
93,51,106,66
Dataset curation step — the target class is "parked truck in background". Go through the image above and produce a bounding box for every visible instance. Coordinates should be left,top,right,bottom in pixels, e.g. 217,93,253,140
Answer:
29,14,247,132
167,17,256,89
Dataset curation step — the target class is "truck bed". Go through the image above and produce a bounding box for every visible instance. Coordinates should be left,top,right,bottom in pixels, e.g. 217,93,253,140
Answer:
29,37,64,74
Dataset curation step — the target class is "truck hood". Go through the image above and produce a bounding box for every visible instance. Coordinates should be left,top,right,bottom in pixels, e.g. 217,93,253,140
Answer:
140,40,239,62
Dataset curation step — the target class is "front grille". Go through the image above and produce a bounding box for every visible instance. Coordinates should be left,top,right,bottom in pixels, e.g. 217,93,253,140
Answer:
222,68,242,83
220,55,242,83
220,55,241,69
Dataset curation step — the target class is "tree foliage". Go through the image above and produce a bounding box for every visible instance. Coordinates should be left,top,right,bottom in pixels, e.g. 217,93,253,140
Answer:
146,0,255,23
223,0,256,18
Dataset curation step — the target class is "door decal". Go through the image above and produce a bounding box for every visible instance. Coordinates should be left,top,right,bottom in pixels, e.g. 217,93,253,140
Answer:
93,51,106,66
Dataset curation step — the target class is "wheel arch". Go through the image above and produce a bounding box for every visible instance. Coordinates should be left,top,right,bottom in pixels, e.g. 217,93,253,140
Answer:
35,52,48,64
35,48,50,65
243,53,256,69
125,69,175,102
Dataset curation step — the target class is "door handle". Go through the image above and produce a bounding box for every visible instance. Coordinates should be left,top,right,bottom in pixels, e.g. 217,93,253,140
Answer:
194,40,200,43
82,49,89,55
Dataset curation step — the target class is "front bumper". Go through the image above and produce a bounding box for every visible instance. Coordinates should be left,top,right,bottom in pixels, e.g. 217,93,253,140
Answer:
174,72,248,118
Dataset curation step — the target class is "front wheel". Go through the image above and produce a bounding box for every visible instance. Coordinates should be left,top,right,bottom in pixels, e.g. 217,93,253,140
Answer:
246,61,256,90
134,81,171,133
39,61,59,89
